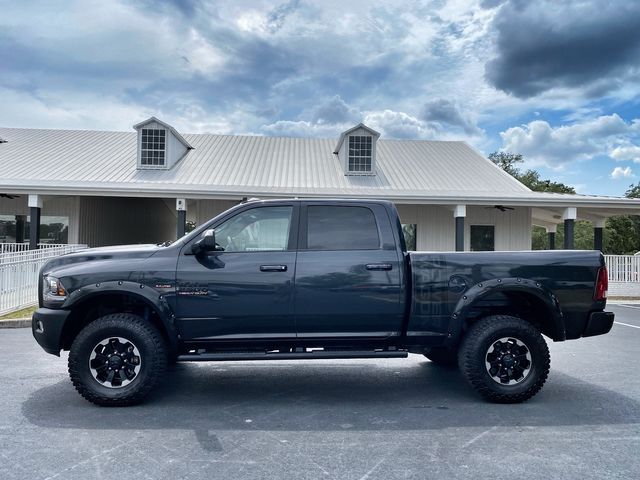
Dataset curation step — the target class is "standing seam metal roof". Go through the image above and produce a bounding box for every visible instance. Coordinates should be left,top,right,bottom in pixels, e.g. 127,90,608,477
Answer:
0,127,531,198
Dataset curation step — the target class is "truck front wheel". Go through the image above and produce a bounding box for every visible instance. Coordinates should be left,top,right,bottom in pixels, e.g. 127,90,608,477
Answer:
458,315,550,403
68,313,167,406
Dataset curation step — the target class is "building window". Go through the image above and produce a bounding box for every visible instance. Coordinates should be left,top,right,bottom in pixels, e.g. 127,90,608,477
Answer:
402,224,417,251
140,128,166,167
470,225,495,251
348,135,372,172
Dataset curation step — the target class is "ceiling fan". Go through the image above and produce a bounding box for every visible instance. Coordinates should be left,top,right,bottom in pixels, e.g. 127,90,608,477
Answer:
485,205,515,212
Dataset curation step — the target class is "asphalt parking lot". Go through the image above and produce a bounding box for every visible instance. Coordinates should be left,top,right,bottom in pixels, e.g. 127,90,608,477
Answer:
1,305,639,480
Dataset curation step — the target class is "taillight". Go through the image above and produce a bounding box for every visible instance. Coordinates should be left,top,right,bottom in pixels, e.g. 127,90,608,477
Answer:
594,266,608,301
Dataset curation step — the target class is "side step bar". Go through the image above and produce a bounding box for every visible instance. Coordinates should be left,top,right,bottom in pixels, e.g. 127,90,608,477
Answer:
177,350,409,362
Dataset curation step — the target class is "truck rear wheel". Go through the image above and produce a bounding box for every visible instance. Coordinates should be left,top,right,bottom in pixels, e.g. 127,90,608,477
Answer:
423,347,458,366
68,313,167,406
458,315,550,403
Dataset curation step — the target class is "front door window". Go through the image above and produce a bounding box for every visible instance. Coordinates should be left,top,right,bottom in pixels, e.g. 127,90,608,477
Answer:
214,206,292,252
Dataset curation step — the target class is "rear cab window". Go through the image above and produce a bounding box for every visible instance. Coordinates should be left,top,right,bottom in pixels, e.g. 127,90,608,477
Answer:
306,205,380,250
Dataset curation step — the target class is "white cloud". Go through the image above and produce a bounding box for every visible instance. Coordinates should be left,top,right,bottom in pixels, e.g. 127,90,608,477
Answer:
611,166,634,179
610,145,640,162
260,98,485,142
499,114,640,167
260,120,346,137
363,110,438,139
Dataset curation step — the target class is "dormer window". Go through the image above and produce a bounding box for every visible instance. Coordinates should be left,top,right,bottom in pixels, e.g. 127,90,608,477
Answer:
348,135,372,172
140,129,166,167
134,117,193,170
334,123,380,176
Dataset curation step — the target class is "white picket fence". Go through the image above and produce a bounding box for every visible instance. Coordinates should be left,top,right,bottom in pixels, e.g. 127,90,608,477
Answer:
604,255,640,297
0,243,74,255
0,244,87,316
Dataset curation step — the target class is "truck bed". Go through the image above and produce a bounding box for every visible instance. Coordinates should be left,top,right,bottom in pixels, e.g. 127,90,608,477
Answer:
407,250,606,342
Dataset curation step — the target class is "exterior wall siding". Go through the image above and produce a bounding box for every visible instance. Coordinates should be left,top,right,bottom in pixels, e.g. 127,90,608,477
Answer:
77,197,175,247
195,199,238,226
0,196,532,251
396,204,455,251
465,205,532,251
167,131,188,168
396,204,532,251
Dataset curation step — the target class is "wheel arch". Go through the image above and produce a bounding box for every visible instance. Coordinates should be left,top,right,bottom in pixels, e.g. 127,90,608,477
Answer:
60,284,178,353
447,278,566,345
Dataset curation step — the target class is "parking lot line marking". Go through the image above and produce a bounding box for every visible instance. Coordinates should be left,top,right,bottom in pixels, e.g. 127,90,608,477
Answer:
614,304,640,309
463,425,498,448
614,321,640,330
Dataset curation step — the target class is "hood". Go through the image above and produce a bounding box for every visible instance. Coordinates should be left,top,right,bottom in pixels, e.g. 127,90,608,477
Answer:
41,244,161,273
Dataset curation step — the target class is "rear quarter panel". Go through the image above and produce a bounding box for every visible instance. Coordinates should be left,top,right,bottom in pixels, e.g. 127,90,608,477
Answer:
408,250,606,341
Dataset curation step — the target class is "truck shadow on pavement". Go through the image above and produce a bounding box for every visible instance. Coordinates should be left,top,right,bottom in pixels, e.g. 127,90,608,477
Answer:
22,358,640,437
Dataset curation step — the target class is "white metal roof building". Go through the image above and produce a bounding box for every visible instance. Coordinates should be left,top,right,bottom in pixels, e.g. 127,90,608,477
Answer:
1,118,639,251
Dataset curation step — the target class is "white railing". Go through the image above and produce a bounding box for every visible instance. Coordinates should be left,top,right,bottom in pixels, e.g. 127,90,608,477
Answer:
604,255,640,282
604,255,640,297
0,244,88,316
0,243,74,255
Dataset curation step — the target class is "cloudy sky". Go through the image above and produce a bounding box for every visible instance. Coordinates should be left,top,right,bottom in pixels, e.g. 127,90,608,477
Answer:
2,0,640,196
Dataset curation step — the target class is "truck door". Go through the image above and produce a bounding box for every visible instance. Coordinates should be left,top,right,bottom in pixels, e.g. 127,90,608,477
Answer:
293,202,404,339
175,203,298,340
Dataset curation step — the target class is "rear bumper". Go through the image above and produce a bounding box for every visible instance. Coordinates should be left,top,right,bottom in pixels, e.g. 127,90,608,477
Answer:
32,308,71,356
582,311,614,338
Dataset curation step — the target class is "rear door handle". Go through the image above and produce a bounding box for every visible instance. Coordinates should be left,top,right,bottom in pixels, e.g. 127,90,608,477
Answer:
260,265,288,272
366,263,393,271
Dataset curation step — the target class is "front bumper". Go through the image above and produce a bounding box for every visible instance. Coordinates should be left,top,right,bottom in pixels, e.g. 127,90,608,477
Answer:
582,311,614,337
32,308,71,356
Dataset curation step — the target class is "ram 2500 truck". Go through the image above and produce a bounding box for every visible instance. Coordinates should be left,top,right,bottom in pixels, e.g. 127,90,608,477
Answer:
32,199,613,406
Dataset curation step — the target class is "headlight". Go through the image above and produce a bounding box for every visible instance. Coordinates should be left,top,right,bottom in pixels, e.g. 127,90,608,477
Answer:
43,275,67,301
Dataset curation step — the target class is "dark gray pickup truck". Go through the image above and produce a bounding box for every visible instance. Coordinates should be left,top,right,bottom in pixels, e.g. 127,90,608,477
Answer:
32,199,613,406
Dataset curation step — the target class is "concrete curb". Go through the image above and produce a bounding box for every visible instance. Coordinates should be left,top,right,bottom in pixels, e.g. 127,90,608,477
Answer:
0,318,31,329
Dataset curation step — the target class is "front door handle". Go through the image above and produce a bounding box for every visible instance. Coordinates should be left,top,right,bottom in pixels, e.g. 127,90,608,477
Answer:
366,263,393,271
260,265,288,272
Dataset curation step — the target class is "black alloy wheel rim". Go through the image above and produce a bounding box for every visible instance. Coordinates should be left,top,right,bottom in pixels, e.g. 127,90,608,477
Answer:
485,337,532,385
88,337,142,388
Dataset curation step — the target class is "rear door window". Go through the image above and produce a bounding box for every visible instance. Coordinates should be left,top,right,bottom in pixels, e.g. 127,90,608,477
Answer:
306,206,380,250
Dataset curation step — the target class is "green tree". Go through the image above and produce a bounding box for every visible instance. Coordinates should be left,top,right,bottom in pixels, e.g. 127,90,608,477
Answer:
490,152,640,253
488,152,575,193
488,151,522,177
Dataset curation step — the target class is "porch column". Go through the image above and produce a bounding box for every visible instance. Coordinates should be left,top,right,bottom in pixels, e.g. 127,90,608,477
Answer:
563,207,577,250
28,194,42,250
15,215,26,244
546,225,556,250
454,205,466,252
176,198,187,239
593,218,605,251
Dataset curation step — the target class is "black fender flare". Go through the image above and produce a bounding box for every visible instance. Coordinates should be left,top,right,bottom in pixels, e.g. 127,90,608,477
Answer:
445,277,565,346
62,281,179,350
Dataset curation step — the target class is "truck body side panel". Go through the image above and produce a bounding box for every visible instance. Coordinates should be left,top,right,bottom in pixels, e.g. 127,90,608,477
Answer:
408,250,606,342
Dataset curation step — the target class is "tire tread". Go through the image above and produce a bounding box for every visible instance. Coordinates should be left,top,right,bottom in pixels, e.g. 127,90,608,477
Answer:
458,315,550,403
68,313,167,407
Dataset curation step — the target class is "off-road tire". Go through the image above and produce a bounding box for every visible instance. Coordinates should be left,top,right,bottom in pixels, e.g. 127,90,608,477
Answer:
423,347,458,367
458,315,550,403
68,313,167,406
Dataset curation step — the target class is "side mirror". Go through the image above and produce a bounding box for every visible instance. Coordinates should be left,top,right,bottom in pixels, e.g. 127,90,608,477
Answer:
191,229,218,255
